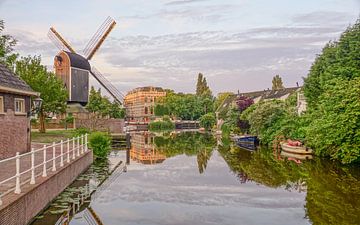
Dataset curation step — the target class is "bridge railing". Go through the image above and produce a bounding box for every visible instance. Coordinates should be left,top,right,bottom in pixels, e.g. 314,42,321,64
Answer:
0,134,89,206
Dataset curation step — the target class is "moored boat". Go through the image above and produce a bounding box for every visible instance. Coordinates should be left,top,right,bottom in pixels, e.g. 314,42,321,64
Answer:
280,142,313,155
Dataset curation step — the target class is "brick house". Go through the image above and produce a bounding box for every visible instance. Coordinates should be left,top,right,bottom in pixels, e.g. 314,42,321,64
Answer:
0,63,39,160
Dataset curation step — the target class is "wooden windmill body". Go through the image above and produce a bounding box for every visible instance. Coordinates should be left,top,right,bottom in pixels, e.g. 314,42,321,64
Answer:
49,17,123,106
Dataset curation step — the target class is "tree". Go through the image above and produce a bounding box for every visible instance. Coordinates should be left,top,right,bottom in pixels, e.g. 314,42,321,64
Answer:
200,113,216,130
196,73,212,97
272,74,284,90
16,56,68,133
236,95,254,112
302,19,360,163
303,19,360,108
0,20,18,70
109,101,125,119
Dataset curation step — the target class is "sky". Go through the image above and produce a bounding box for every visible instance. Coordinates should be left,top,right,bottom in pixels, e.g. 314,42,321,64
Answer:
0,0,359,96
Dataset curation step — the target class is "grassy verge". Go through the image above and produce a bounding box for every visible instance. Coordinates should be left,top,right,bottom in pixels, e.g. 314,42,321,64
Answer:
31,130,76,143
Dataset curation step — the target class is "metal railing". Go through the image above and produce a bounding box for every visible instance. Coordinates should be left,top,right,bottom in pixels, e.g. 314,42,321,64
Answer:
0,134,89,206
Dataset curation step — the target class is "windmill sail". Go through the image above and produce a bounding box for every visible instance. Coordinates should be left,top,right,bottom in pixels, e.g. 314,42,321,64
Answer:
90,67,124,103
83,16,116,60
48,27,76,53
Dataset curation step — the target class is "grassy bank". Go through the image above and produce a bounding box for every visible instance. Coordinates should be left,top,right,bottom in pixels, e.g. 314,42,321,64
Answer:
31,130,75,143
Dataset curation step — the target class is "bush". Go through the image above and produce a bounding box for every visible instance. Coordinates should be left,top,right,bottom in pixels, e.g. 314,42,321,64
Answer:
72,127,90,138
89,132,111,158
200,113,216,130
149,118,175,131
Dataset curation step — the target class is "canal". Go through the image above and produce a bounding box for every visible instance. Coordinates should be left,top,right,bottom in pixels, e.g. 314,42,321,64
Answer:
32,131,360,225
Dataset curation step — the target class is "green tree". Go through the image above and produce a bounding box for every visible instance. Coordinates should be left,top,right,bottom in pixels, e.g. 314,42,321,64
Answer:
109,101,125,119
302,19,360,163
272,74,284,90
0,20,18,70
196,73,212,97
304,19,360,107
16,56,68,133
200,113,216,130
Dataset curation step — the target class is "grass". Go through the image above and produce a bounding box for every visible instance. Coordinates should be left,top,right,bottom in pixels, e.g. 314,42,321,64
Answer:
31,130,76,143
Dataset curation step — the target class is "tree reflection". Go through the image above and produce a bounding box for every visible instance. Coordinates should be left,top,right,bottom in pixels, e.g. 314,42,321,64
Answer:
154,132,216,174
305,159,360,224
219,137,360,224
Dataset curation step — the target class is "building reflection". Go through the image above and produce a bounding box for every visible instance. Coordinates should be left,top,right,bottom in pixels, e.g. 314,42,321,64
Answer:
130,132,166,164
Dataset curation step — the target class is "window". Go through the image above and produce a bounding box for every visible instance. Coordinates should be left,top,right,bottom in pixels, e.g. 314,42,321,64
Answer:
14,98,25,114
0,96,4,113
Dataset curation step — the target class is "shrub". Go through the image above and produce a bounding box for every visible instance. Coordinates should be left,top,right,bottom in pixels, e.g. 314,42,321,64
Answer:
72,127,90,138
89,132,111,158
149,119,175,131
200,113,216,130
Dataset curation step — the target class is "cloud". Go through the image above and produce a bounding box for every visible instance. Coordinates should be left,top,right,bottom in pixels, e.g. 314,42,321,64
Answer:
165,0,210,6
292,11,356,26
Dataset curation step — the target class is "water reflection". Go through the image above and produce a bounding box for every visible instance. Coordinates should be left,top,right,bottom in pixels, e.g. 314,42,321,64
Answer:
130,132,166,164
34,132,360,225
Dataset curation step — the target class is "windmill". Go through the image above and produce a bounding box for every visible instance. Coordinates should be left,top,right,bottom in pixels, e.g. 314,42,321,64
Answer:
48,16,124,106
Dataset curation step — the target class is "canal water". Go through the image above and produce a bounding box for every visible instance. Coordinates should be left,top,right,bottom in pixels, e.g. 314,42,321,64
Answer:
33,131,360,225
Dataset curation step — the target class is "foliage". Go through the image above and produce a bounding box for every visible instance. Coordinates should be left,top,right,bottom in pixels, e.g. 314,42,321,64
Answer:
154,132,216,174
16,56,68,133
72,127,90,138
272,74,285,90
60,115,74,130
301,19,360,163
154,92,214,120
240,97,303,145
89,132,111,158
303,19,360,108
304,77,360,163
214,92,233,111
196,73,212,97
0,20,18,70
149,118,175,131
109,101,125,119
87,86,124,119
235,95,254,112
199,113,216,130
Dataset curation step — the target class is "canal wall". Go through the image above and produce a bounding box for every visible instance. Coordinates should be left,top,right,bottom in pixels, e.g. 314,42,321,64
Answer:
0,150,93,225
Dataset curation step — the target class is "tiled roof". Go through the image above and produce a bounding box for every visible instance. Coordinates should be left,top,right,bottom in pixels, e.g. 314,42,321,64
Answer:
0,63,35,93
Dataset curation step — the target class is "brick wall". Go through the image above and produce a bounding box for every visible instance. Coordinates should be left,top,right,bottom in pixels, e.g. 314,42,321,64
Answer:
75,118,125,133
0,151,93,225
0,93,31,160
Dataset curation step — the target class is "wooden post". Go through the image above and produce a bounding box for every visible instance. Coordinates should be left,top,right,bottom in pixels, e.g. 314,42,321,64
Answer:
67,138,70,163
60,140,64,167
14,152,21,194
42,145,47,177
30,148,36,184
52,142,56,172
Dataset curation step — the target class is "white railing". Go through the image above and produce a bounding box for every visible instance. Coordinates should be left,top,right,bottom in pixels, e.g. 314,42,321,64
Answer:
0,134,89,206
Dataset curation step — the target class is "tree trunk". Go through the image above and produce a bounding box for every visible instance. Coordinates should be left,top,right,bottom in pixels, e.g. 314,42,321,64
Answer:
39,111,46,133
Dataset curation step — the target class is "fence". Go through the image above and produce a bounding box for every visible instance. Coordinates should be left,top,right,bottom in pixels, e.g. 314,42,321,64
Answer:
0,134,89,206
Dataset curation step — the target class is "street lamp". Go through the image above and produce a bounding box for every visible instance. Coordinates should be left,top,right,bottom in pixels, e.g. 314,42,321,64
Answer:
32,97,43,114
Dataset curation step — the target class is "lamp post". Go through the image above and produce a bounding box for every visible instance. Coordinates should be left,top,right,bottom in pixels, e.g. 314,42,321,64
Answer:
29,96,43,149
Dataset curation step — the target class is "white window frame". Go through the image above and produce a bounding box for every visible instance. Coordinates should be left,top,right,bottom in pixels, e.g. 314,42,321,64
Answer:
14,98,26,115
0,96,4,114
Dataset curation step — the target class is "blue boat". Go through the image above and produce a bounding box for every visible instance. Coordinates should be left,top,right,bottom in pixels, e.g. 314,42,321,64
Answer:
233,135,259,151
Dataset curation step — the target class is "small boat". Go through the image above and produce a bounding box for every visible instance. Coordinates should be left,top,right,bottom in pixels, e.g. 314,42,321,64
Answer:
232,135,259,151
280,142,313,155
237,142,258,151
281,151,313,160
234,135,259,144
